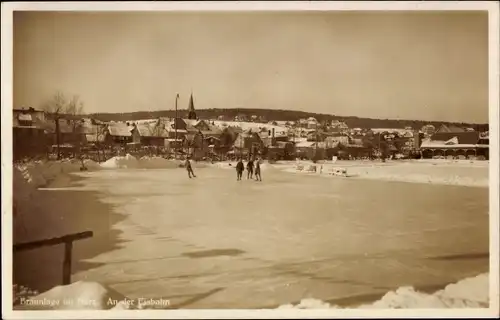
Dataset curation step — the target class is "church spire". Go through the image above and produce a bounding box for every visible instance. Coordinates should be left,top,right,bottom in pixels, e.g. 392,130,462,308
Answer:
187,92,197,120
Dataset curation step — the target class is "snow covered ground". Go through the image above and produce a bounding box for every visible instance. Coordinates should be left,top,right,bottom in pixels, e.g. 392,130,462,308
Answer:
12,158,490,309
267,159,489,188
278,273,489,309
15,272,489,310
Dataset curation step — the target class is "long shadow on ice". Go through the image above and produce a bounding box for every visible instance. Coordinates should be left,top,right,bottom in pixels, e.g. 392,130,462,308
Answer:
13,174,128,293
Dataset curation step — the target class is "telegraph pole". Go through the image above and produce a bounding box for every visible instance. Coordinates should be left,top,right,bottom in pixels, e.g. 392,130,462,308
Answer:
315,121,318,161
174,93,179,159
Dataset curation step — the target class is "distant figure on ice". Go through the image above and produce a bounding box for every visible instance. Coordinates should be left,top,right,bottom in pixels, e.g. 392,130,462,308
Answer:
254,158,262,181
185,157,196,178
236,158,244,181
246,159,254,179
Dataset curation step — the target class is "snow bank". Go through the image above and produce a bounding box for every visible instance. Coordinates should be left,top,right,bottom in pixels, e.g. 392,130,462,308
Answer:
13,159,102,242
278,273,489,309
100,154,140,169
100,154,208,170
15,159,101,189
276,160,489,188
278,298,338,310
13,166,39,240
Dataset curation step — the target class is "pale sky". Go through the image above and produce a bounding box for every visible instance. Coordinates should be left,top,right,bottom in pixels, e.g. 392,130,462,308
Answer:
13,11,489,123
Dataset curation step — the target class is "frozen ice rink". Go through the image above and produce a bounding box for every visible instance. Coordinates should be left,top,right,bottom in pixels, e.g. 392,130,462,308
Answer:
46,165,487,309
13,164,489,309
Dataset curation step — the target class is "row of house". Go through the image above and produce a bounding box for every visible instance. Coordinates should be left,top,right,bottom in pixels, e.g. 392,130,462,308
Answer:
94,119,490,160
13,102,490,161
419,124,489,159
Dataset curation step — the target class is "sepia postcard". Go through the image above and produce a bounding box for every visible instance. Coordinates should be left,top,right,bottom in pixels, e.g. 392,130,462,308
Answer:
1,1,499,319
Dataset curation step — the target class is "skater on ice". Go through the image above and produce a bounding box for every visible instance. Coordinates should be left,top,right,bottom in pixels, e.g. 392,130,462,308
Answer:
246,158,254,180
185,156,196,178
236,158,244,181
254,158,262,181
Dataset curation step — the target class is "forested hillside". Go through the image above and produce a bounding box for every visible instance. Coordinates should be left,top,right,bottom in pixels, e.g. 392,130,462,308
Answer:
91,108,489,131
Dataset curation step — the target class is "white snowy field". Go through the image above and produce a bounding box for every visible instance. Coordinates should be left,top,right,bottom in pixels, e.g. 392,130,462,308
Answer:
216,159,489,188
13,162,489,309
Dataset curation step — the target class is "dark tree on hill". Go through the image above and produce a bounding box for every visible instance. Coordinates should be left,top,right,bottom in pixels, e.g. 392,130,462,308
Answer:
90,108,488,132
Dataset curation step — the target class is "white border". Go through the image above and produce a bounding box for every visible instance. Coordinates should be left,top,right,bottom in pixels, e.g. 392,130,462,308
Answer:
1,1,499,319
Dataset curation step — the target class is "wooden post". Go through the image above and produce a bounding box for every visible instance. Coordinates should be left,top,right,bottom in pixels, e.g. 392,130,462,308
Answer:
13,231,93,286
63,242,73,285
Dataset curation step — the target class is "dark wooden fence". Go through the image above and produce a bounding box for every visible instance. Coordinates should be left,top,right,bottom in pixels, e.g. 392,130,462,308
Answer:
13,231,93,285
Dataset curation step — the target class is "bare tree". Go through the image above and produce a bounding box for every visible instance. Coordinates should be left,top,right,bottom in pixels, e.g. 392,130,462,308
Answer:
41,92,85,160
66,95,84,116
92,122,108,163
66,95,85,158
41,92,66,160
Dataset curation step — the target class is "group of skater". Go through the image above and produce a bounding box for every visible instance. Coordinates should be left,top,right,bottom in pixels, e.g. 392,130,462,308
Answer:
183,156,262,181
235,158,262,181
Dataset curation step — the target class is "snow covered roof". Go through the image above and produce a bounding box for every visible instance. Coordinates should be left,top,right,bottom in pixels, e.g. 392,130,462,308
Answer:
371,128,412,135
325,136,349,145
182,119,199,126
431,132,479,145
436,124,465,133
18,113,32,121
80,119,107,142
295,141,316,148
403,131,414,138
134,119,158,124
213,120,288,136
293,137,308,143
204,135,220,140
275,121,289,126
108,122,133,137
135,123,154,136
420,133,485,148
85,133,106,143
135,122,170,138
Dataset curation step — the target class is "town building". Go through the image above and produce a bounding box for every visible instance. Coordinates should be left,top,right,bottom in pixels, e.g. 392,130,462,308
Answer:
232,129,263,158
306,117,319,129
266,141,295,160
13,107,49,160
133,120,170,147
187,93,197,120
81,118,107,146
105,122,135,146
421,124,436,137
420,127,489,159
295,141,318,160
234,114,249,122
